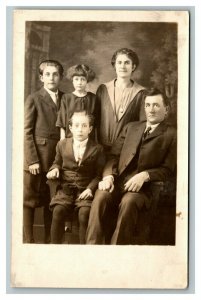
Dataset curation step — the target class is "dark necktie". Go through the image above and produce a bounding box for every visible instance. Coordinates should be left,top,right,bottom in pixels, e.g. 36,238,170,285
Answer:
143,126,152,139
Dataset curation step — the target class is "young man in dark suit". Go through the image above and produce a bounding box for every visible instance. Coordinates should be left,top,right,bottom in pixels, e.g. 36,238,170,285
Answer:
86,88,177,245
46,111,105,244
24,60,64,243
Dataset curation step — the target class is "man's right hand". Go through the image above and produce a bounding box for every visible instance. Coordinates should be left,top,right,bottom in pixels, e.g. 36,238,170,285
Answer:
28,163,40,175
46,168,60,179
98,176,114,193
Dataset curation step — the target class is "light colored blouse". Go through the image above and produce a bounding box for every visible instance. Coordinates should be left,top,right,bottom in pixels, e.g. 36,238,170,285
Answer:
96,79,146,148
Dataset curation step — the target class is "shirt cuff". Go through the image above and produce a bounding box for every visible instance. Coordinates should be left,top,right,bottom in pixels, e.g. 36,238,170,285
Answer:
143,171,150,182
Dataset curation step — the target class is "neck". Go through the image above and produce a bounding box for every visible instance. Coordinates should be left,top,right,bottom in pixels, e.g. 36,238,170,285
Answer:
146,121,161,127
115,78,133,89
44,86,58,93
73,90,87,97
73,137,88,143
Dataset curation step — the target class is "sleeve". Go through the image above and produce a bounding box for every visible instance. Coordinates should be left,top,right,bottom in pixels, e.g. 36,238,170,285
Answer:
24,95,39,166
56,95,67,129
87,145,106,193
49,141,63,171
138,89,146,121
94,85,103,143
131,89,146,122
146,133,177,182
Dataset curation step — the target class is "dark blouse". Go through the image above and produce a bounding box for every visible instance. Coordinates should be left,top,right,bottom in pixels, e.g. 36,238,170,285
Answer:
56,92,97,138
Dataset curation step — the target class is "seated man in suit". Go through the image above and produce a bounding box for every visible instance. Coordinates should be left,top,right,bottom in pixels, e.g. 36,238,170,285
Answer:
86,88,177,245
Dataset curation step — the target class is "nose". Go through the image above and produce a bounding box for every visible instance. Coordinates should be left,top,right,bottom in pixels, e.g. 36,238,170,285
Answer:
150,105,155,113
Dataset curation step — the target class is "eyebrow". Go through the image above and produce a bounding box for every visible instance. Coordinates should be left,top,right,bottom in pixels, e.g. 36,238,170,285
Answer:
145,102,160,105
116,59,131,62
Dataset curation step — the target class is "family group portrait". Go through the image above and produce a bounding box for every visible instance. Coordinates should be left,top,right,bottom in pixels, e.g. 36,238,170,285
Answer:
23,18,178,246
11,9,189,289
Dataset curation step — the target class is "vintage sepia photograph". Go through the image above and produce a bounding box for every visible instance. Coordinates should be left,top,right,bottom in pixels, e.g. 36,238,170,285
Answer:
12,9,189,288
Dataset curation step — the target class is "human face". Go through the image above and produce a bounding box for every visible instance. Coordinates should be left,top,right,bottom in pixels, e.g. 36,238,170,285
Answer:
69,114,92,142
72,76,87,93
145,94,168,125
40,66,61,91
115,54,135,79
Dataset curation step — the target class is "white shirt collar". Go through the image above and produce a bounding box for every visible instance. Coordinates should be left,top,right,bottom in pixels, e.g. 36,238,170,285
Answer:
44,87,58,97
146,122,160,131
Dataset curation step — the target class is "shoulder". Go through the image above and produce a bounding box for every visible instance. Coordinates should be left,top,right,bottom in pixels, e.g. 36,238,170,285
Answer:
25,88,45,107
26,88,43,100
88,138,104,151
86,91,96,98
58,89,65,97
132,81,146,91
96,83,109,93
101,80,115,90
57,137,71,147
61,92,74,100
164,123,177,137
125,121,146,131
96,81,114,98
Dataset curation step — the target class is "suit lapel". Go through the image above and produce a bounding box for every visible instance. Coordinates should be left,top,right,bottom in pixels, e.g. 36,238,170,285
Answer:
81,139,97,163
39,87,58,110
119,122,146,174
128,122,146,156
144,121,167,141
65,137,77,163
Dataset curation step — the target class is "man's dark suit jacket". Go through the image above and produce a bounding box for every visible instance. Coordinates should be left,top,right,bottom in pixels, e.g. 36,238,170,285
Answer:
103,120,176,183
24,87,64,172
49,137,106,194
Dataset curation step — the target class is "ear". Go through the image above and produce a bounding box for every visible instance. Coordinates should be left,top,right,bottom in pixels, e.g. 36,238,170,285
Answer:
132,64,136,72
69,125,72,133
89,126,93,134
164,105,169,117
39,74,44,83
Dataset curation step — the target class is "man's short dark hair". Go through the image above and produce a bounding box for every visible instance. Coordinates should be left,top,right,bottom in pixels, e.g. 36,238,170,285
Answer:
144,88,170,107
38,60,64,76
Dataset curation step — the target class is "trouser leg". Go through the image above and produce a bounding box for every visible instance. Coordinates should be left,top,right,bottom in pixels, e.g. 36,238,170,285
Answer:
23,206,35,243
111,192,146,245
86,190,114,244
78,206,90,244
43,205,52,243
51,205,68,244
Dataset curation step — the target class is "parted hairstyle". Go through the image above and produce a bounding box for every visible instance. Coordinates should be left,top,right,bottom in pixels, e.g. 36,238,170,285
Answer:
111,48,139,69
144,88,170,107
66,64,96,82
38,60,64,76
69,110,95,127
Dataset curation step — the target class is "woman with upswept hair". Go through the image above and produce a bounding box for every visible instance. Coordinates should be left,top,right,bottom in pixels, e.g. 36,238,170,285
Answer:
96,47,147,154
